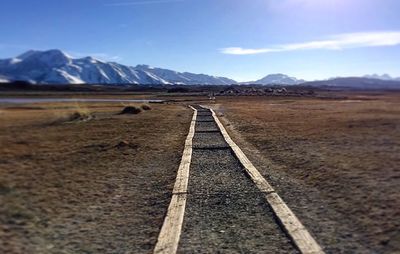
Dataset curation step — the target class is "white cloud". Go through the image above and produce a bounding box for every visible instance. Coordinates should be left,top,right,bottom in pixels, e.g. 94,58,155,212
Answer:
221,31,400,55
105,0,183,6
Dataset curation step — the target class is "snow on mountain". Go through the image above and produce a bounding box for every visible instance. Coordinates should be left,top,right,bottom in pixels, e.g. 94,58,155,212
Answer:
2,50,399,87
252,73,305,85
0,49,237,85
134,64,235,85
0,75,9,83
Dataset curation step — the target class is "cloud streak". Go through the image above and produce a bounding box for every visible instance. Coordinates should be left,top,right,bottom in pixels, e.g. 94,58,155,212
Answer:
105,0,184,6
221,31,400,55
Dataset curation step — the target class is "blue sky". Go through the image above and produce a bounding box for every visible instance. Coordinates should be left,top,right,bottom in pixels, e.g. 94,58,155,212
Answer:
1,0,399,81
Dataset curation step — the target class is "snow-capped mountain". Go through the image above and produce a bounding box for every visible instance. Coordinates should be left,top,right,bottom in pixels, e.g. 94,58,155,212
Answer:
0,75,8,82
134,64,236,85
252,74,305,85
0,49,237,85
3,50,397,87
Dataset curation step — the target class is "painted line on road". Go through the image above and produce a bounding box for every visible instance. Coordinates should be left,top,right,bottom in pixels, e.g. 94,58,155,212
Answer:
207,106,324,254
153,106,197,254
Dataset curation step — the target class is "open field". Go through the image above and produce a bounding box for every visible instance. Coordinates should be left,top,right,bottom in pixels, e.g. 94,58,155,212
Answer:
0,90,399,253
208,92,400,253
0,97,191,253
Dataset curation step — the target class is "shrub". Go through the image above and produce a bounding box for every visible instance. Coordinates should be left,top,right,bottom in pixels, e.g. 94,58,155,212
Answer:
120,106,141,114
69,111,91,121
141,104,151,111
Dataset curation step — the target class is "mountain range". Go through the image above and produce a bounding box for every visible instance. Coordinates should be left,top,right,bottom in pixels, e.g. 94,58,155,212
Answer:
0,49,236,85
249,74,305,85
303,77,400,89
363,74,400,81
0,49,399,88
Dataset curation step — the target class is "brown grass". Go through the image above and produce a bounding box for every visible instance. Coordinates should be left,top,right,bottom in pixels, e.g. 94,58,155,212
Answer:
0,99,191,253
208,93,400,253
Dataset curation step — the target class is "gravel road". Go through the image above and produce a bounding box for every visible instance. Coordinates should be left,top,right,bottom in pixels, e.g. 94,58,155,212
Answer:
178,107,298,253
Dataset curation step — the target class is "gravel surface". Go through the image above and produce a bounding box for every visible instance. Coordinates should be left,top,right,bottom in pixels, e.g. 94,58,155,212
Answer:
196,115,215,122
179,193,297,254
192,106,208,111
195,121,219,132
189,149,255,194
196,111,213,117
179,110,297,253
192,132,229,149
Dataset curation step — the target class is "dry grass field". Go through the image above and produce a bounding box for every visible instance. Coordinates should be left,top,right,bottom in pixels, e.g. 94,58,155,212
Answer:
209,92,400,253
0,98,191,253
0,91,399,253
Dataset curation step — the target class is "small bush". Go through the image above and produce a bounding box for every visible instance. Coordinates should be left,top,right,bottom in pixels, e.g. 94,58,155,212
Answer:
69,111,91,121
120,106,141,114
141,104,151,111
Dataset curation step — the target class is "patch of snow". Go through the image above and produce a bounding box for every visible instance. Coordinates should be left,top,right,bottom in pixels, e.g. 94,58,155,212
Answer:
10,58,22,64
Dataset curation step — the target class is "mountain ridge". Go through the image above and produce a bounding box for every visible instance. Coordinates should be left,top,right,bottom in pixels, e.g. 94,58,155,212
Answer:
363,73,400,81
1,49,399,88
303,77,400,89
0,49,237,85
249,73,305,85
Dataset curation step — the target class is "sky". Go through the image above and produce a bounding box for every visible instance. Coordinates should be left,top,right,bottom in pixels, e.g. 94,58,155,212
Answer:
1,0,400,81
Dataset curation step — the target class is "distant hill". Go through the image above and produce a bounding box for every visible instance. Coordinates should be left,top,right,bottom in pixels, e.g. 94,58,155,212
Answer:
363,74,400,81
249,73,305,85
0,49,237,85
303,77,400,90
